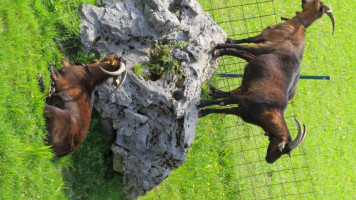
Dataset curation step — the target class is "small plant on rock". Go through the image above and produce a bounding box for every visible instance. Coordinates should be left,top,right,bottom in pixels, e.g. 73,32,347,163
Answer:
133,63,149,80
133,40,186,84
148,41,185,81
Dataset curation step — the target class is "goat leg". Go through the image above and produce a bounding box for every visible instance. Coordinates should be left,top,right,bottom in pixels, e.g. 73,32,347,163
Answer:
208,84,231,99
198,95,243,108
44,105,77,156
226,35,265,44
208,84,242,99
214,49,256,62
38,75,45,93
218,43,270,56
199,107,240,118
38,74,56,100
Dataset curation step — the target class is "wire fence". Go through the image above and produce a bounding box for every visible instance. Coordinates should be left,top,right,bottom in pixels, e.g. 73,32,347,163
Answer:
198,0,317,199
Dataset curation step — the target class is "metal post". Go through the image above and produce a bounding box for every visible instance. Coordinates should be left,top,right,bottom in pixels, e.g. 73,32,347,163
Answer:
216,73,331,80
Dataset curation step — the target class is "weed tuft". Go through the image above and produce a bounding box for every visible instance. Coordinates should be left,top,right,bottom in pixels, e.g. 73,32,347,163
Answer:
133,63,149,80
148,41,186,81
200,82,213,100
132,40,186,85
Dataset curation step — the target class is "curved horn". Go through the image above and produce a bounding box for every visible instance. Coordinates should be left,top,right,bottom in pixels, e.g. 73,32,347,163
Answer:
100,62,126,76
289,119,307,150
116,68,127,88
108,66,127,95
323,4,335,35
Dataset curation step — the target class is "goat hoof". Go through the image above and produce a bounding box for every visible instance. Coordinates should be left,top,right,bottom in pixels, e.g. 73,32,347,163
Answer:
198,109,208,118
197,100,208,109
226,38,233,43
212,49,221,60
38,75,45,93
208,84,219,97
209,84,218,93
214,44,225,49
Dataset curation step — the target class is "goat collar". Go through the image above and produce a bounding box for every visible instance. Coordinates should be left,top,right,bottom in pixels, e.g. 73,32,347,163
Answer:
77,63,94,80
293,17,309,28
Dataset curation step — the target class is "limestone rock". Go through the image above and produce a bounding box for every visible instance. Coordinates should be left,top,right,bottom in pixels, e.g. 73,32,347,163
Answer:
80,0,226,198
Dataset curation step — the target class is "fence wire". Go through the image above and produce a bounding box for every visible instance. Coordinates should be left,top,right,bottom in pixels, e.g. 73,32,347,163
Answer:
198,0,317,199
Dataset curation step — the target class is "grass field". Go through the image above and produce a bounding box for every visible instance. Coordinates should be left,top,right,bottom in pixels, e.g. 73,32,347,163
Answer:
0,0,354,199
0,0,122,199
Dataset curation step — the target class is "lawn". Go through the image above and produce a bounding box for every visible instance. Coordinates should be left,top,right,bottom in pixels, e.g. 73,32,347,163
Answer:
0,0,354,199
0,0,121,199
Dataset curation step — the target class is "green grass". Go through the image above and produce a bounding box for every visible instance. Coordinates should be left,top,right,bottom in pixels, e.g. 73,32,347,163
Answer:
133,63,148,79
0,0,354,199
0,0,65,199
0,0,106,199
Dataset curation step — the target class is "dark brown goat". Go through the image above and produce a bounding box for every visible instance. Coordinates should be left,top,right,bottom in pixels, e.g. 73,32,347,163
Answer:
43,53,127,156
199,0,334,163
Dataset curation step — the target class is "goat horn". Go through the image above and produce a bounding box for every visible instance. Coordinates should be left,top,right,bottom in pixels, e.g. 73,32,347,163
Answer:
289,119,307,150
323,4,335,35
100,62,126,76
108,68,127,95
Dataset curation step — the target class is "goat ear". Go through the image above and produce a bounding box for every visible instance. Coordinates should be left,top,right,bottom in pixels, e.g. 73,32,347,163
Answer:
319,7,325,17
277,140,287,152
61,59,70,67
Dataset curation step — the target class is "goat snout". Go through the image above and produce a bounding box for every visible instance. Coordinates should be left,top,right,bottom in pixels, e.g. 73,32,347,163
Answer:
266,150,284,164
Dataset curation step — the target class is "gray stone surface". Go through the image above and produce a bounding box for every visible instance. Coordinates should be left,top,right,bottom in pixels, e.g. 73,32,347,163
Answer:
80,0,226,198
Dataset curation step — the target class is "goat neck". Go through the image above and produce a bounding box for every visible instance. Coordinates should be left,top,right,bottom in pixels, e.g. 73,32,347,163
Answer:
294,10,320,29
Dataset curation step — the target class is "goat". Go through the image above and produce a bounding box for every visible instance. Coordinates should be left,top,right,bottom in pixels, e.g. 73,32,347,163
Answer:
199,0,334,163
42,53,127,156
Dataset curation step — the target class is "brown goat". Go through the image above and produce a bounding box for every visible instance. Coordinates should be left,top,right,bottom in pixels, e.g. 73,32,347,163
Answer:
43,53,127,156
199,0,334,163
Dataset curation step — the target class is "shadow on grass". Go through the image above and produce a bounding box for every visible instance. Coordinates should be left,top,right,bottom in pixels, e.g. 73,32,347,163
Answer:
61,110,126,200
